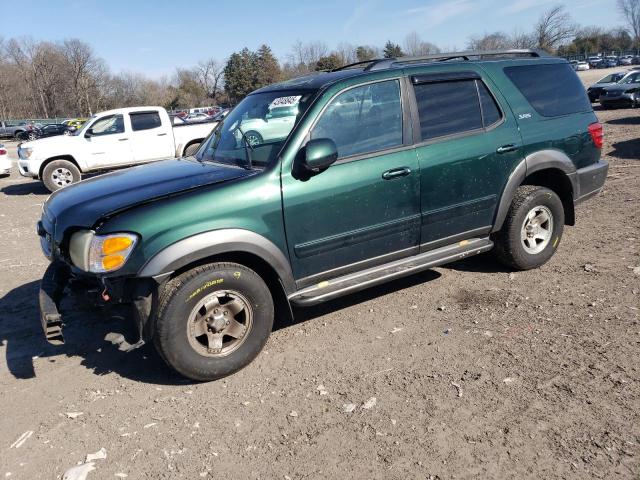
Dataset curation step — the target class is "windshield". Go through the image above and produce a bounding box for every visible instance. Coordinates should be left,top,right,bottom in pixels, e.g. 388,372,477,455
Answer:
619,71,640,84
197,90,316,168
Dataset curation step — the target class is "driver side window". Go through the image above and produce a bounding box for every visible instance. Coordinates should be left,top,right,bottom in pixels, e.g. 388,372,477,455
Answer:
90,115,125,136
310,79,403,159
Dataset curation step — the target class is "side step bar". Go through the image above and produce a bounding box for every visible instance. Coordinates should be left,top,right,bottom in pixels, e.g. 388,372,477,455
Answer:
289,237,493,306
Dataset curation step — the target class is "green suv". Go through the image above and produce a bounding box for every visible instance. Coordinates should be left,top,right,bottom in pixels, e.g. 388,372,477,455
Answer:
38,50,608,381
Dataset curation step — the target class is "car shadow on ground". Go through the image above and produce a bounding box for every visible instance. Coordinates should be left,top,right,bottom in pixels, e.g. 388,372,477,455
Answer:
1,181,50,196
609,138,640,160
1,255,505,385
606,115,640,126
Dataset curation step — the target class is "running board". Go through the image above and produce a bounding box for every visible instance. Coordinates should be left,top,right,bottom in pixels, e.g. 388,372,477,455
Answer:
289,237,493,306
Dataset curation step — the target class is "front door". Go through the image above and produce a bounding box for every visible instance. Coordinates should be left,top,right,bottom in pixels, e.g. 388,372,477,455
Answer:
83,114,134,168
410,72,523,248
282,78,421,285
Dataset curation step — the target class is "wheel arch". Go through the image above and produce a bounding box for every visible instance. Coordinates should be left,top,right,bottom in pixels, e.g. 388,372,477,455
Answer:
181,138,204,157
492,150,578,232
39,155,82,179
139,229,296,329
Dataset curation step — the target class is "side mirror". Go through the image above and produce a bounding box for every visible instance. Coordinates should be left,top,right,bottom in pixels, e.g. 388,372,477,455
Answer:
301,138,338,175
84,128,94,138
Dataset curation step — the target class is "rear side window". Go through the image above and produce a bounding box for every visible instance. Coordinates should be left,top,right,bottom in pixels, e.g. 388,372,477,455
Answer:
130,111,162,131
504,63,591,117
414,80,482,140
413,78,502,141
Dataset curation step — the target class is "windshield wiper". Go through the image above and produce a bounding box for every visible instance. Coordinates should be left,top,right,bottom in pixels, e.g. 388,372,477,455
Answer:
235,125,254,170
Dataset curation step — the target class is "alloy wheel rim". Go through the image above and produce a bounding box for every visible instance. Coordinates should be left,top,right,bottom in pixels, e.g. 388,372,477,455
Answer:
52,167,74,187
520,205,553,254
186,290,253,357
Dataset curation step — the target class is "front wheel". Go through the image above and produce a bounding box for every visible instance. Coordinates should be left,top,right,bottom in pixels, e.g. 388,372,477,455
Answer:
493,186,564,270
42,160,82,192
154,262,274,381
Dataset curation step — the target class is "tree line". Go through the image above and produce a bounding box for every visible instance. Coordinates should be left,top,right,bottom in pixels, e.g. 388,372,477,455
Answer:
1,1,639,120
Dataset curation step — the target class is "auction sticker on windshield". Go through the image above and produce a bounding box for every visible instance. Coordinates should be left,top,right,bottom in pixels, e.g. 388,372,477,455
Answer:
269,95,302,108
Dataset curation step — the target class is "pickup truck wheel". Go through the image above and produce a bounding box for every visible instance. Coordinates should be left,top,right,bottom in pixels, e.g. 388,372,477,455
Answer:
154,262,274,381
184,142,200,156
493,185,564,270
42,160,81,192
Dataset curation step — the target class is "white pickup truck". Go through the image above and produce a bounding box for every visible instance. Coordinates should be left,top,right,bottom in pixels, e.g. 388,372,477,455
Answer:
17,106,217,192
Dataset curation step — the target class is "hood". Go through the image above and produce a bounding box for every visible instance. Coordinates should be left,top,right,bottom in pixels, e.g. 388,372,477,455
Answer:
22,133,78,151
45,158,253,238
588,82,617,90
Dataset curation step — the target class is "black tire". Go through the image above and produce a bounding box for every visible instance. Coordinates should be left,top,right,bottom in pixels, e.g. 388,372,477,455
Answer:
493,185,564,271
184,142,200,156
13,131,24,140
244,130,263,146
27,132,38,141
42,159,82,192
154,262,274,381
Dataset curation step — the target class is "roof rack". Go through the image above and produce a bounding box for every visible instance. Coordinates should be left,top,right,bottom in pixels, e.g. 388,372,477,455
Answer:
332,49,549,72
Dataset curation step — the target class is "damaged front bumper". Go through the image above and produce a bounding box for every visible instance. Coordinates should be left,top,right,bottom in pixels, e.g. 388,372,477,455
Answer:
38,260,158,347
39,261,70,345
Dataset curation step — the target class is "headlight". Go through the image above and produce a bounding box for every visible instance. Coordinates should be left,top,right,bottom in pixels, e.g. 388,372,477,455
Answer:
18,147,33,159
70,231,138,273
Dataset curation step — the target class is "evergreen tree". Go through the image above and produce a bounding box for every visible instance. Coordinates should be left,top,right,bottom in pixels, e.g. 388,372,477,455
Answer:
383,41,403,58
315,53,343,71
255,44,281,88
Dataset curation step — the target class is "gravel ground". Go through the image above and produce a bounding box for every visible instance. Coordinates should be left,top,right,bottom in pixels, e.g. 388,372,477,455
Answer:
0,70,639,479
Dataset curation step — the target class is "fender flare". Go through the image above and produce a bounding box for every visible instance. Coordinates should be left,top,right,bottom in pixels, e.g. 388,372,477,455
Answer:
492,149,577,233
138,229,296,294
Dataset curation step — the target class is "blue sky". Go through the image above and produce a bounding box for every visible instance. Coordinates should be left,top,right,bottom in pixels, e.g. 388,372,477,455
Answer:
1,0,622,78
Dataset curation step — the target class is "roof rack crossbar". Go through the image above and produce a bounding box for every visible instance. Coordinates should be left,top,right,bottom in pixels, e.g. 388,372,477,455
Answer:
332,49,547,72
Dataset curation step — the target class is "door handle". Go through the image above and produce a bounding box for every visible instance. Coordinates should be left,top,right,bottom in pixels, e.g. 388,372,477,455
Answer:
118,138,129,141
496,144,518,154
382,167,411,180
157,133,167,136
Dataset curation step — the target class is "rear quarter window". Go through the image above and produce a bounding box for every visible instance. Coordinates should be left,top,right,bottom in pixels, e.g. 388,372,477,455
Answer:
130,111,163,131
504,63,591,117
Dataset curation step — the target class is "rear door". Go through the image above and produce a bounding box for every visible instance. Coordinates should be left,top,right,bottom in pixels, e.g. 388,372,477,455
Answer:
409,70,523,248
128,110,174,162
282,78,421,285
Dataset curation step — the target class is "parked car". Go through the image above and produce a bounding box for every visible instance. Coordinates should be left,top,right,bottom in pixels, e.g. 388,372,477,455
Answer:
0,144,10,176
603,56,619,68
185,112,212,122
633,56,640,65
619,55,634,66
35,50,607,381
17,106,217,192
575,61,590,71
588,56,603,68
210,108,230,121
0,121,32,140
587,71,627,102
599,69,640,108
17,123,73,141
63,118,87,129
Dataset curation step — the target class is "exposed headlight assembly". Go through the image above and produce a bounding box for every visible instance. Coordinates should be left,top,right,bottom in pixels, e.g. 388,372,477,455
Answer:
70,231,138,273
18,147,33,159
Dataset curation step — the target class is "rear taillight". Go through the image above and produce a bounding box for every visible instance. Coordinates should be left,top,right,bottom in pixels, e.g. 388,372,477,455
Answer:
0,149,6,155
588,122,603,149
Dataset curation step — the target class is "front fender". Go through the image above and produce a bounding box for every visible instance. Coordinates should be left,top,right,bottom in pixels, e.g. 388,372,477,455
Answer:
138,228,296,294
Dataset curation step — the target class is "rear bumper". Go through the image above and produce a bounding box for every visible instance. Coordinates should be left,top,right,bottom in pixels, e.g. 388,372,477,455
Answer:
575,160,608,204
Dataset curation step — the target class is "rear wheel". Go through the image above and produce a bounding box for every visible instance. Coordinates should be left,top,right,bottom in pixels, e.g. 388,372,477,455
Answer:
244,130,263,146
493,186,564,270
184,142,201,156
42,160,81,192
154,262,274,381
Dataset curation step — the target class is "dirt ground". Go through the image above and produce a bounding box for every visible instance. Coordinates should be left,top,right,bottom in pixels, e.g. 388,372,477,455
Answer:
0,68,638,479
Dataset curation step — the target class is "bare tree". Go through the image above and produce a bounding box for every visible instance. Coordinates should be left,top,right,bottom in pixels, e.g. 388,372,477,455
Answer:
195,58,224,102
534,5,578,52
617,0,640,46
467,32,512,51
403,31,440,56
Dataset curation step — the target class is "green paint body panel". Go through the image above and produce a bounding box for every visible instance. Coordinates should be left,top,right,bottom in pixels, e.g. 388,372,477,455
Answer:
41,55,604,291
